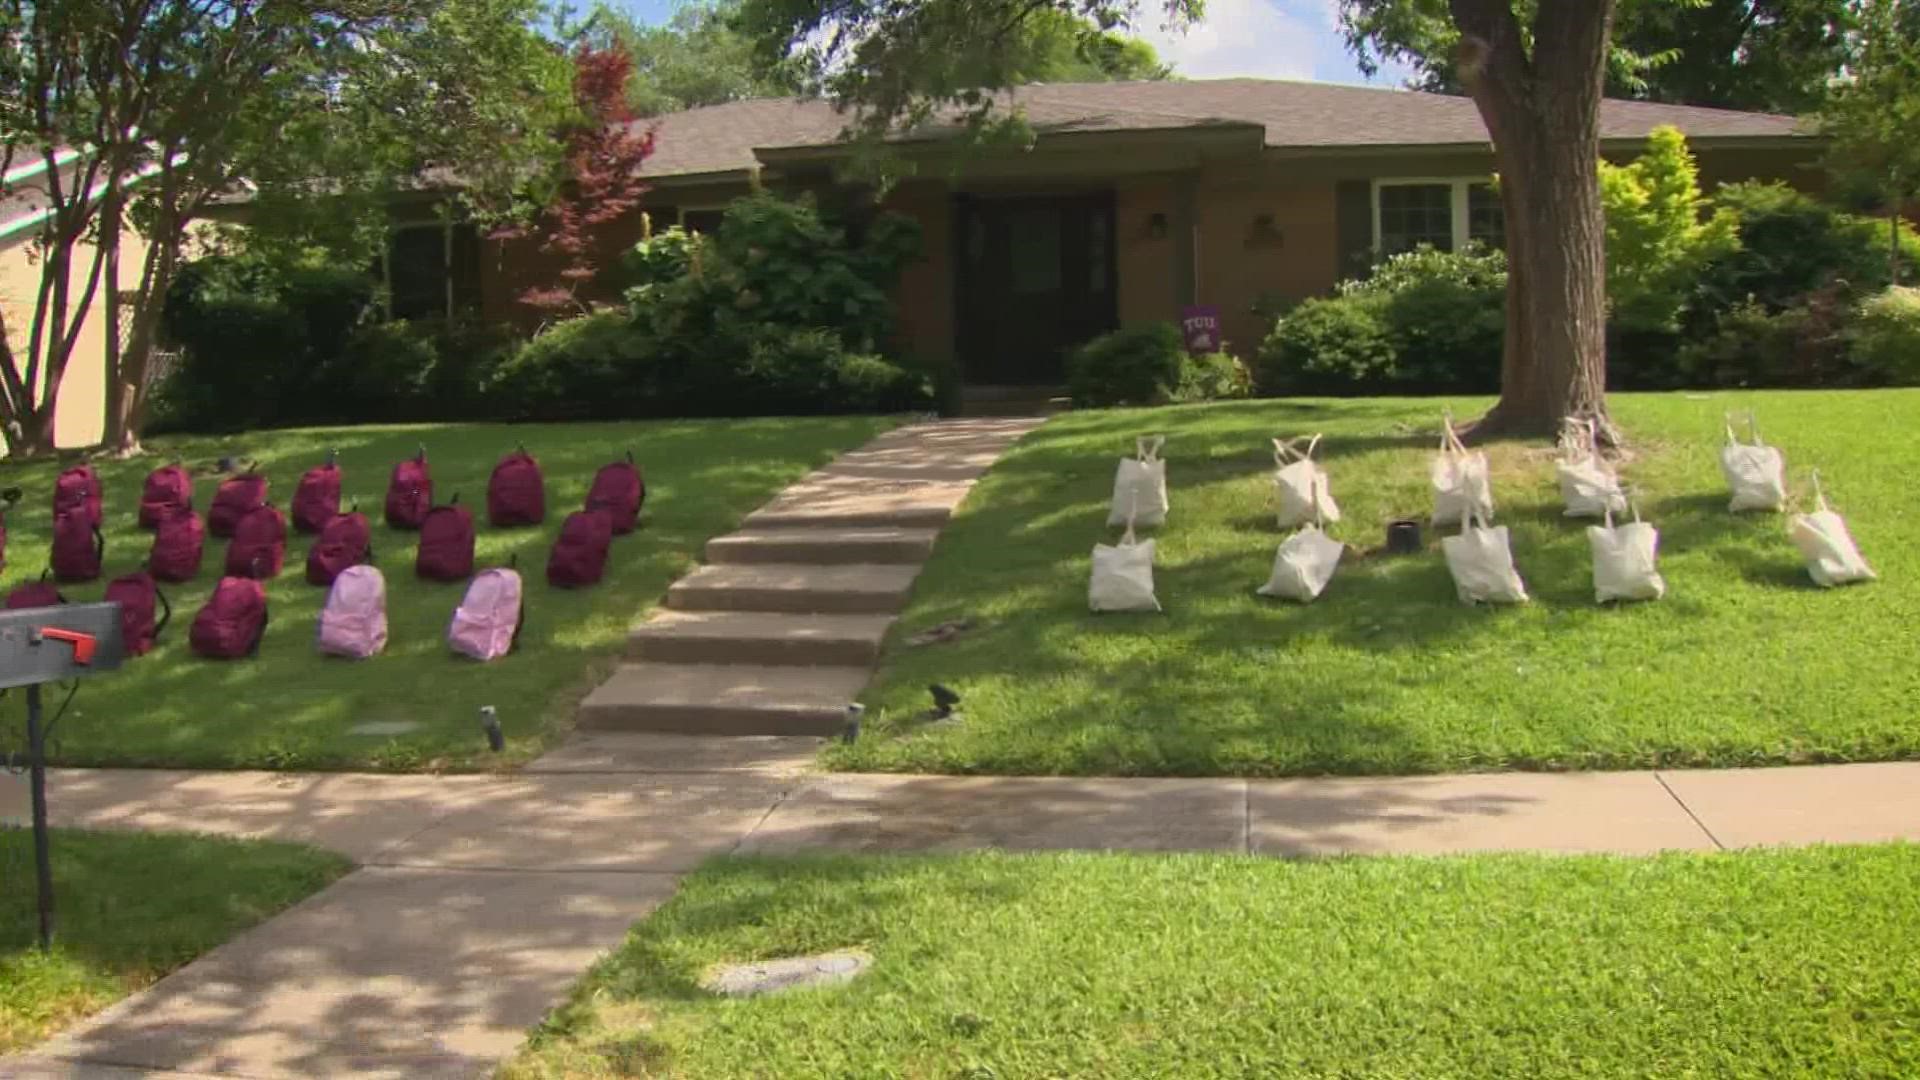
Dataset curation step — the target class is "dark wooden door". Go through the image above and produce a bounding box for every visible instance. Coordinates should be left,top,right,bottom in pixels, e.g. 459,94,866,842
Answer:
956,193,1117,386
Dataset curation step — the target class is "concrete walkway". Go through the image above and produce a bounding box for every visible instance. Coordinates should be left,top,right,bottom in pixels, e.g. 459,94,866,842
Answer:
6,754,1920,1078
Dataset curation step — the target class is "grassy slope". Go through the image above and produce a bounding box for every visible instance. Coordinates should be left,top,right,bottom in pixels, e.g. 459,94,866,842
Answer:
836,391,1919,776
0,417,893,770
507,846,1920,1079
1,827,349,1053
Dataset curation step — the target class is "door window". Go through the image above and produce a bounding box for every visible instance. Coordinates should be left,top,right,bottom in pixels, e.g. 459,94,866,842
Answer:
1008,208,1062,295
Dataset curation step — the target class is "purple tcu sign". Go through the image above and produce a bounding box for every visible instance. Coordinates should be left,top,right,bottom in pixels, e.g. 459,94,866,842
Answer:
1181,305,1222,353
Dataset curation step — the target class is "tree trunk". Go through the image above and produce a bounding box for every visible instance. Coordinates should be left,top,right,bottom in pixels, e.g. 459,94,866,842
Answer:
1451,0,1617,443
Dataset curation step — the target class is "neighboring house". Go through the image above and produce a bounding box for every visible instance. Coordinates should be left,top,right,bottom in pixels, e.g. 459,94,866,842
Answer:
1,151,155,450
461,79,1821,389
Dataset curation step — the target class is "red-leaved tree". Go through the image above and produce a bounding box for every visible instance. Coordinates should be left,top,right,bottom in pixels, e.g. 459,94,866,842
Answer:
513,43,655,313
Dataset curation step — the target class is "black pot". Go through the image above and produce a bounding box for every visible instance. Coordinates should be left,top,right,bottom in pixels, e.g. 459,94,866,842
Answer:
1385,519,1422,555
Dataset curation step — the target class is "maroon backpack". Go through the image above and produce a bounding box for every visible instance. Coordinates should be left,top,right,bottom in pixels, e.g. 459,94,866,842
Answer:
487,446,545,526
209,465,269,538
6,572,65,609
416,495,475,581
189,575,268,659
149,506,205,582
585,452,644,535
51,508,105,582
139,462,193,529
547,510,613,588
385,448,432,530
291,454,342,534
53,463,103,527
307,511,373,586
106,570,172,657
225,503,286,578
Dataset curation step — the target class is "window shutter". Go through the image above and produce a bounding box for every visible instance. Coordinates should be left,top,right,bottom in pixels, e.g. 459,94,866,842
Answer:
1334,179,1374,285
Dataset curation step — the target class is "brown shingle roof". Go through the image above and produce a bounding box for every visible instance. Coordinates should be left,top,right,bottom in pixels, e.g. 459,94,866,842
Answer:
635,77,1810,180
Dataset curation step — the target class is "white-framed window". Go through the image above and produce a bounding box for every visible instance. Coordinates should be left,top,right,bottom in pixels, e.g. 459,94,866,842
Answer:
1372,178,1503,256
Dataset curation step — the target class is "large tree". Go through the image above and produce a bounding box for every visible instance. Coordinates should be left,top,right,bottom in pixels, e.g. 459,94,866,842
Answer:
1343,1,1624,439
0,0,570,454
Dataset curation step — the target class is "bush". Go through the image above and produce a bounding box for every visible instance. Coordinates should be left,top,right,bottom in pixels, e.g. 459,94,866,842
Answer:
1600,126,1740,334
1256,293,1397,395
1172,350,1253,403
1364,246,1506,391
487,311,654,420
828,353,937,413
1675,287,1866,388
1065,323,1186,406
1849,285,1920,384
1692,182,1920,317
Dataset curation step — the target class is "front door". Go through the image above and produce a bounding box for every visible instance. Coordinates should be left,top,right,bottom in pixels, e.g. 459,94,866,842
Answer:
956,193,1117,386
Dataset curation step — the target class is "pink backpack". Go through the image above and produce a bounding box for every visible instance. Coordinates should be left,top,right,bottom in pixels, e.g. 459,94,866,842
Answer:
487,446,545,526
306,511,372,586
7,573,66,609
416,495,475,581
291,454,342,534
190,575,268,659
149,506,205,582
139,462,193,528
225,503,286,578
105,570,171,657
546,510,613,588
585,452,644,534
53,463,103,527
209,465,268,538
317,565,387,659
51,508,105,582
385,448,432,530
448,566,525,661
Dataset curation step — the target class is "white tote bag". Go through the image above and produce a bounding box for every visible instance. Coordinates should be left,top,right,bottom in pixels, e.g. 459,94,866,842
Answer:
1089,506,1161,612
1442,512,1528,605
1258,479,1343,602
1272,435,1341,528
1721,412,1786,513
1588,503,1666,603
1788,471,1876,587
1556,417,1627,519
1107,435,1169,527
1431,412,1494,527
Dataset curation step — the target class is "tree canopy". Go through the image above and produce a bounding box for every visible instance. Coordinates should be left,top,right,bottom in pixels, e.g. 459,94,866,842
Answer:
1342,0,1855,115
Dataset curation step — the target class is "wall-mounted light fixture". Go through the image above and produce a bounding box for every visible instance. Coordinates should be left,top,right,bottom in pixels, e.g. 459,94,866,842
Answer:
1248,213,1284,248
1146,212,1169,240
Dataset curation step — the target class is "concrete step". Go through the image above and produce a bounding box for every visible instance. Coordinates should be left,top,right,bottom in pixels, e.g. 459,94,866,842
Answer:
706,527,938,566
577,662,870,735
740,475,968,529
627,610,895,666
666,563,920,615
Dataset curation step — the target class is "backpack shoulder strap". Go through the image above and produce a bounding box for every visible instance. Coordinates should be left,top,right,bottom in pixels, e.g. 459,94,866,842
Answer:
154,584,173,639
248,605,268,657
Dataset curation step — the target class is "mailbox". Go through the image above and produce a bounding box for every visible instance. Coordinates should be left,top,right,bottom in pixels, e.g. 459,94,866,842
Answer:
2,602,125,951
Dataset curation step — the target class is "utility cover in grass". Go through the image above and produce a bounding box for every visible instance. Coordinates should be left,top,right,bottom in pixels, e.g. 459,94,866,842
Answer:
702,949,872,997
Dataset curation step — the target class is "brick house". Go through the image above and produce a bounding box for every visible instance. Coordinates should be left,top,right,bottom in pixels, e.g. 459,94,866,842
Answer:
431,79,1818,392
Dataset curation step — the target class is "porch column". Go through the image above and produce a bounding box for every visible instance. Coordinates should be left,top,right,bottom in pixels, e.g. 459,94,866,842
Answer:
1172,172,1199,309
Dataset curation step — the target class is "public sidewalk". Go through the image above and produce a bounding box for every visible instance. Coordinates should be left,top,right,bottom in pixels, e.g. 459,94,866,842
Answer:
5,748,1919,1079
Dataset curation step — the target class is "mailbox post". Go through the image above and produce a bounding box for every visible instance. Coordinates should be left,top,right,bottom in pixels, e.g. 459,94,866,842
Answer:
3,603,126,952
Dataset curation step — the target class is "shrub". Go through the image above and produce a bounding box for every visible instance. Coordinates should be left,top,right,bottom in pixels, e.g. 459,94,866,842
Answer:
1675,287,1865,388
828,353,937,413
1600,126,1740,334
1172,350,1253,403
1692,182,1920,317
1257,293,1395,394
1360,246,1506,391
487,311,653,420
1065,323,1186,406
1849,285,1920,384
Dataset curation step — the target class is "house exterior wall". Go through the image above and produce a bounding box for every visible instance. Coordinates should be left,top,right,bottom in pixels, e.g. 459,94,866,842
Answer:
0,228,150,450
472,139,1822,386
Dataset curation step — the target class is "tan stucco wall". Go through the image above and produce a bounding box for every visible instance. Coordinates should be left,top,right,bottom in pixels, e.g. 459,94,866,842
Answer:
1193,168,1339,357
0,229,149,450
1116,178,1179,332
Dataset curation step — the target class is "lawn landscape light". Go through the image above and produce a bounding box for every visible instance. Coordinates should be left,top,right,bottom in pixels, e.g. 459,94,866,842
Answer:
1386,519,1422,555
842,703,864,744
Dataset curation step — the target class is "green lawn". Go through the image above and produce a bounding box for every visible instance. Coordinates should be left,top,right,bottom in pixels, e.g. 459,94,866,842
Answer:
0,417,894,770
506,846,1920,1079
833,390,1919,777
1,827,348,1053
